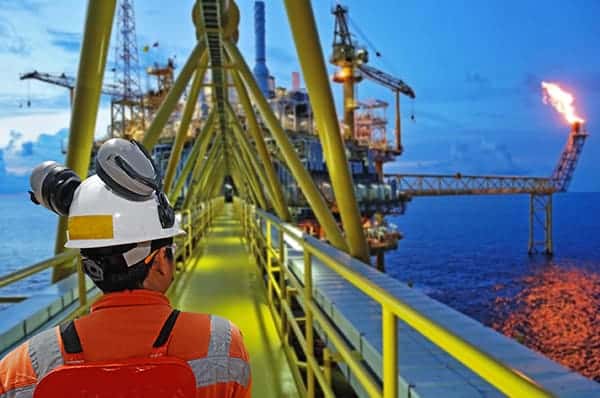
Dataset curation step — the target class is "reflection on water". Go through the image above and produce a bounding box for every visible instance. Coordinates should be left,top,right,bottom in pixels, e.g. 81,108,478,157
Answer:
492,264,600,381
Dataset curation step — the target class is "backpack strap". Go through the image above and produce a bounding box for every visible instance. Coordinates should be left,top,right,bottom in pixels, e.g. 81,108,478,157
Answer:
153,309,181,348
60,321,83,354
58,309,181,362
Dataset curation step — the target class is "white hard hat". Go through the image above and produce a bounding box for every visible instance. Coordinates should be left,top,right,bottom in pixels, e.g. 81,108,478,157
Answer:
65,175,185,249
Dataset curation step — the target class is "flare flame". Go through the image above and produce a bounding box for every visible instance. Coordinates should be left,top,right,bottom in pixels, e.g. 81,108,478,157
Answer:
541,81,585,125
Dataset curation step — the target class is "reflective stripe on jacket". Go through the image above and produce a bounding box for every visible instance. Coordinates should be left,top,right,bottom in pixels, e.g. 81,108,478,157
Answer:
0,290,251,398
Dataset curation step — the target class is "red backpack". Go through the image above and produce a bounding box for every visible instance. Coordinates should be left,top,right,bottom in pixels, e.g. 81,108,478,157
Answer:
34,310,197,398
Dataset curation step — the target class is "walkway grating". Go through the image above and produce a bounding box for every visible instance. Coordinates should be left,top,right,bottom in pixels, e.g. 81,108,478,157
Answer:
169,204,299,398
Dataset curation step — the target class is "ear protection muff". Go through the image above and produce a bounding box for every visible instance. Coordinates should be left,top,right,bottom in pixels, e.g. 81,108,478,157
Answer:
29,161,81,216
95,139,175,229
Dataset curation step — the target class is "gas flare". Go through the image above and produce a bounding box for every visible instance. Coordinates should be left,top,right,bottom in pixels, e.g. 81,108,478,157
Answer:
541,81,585,125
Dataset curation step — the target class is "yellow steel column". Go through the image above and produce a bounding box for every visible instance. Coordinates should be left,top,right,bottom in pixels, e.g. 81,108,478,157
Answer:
168,109,216,202
230,166,249,204
53,0,117,281
142,44,206,150
304,249,315,397
205,162,226,200
228,69,290,221
183,142,223,209
226,102,286,217
209,166,226,198
224,42,348,252
183,141,222,209
163,57,209,191
188,135,219,196
191,157,222,207
196,143,225,201
232,144,268,210
284,0,370,262
231,158,258,207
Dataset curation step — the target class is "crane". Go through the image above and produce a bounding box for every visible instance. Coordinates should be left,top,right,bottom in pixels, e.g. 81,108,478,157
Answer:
20,70,123,104
330,4,415,154
20,70,140,138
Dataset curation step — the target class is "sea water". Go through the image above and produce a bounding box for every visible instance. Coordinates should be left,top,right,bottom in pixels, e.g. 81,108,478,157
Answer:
386,193,600,380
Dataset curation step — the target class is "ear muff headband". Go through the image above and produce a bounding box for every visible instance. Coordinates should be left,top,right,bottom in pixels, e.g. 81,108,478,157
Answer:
95,140,175,229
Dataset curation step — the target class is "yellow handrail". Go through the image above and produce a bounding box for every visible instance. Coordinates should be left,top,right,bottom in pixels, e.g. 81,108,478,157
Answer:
241,201,554,398
0,249,78,289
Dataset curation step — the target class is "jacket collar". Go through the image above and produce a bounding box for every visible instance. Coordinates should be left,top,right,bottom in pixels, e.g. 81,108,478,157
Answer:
91,289,171,312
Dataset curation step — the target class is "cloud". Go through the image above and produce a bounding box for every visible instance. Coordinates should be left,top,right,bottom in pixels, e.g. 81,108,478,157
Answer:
1,128,66,177
0,17,30,55
47,29,81,53
449,139,527,175
387,133,528,176
0,107,111,147
0,0,45,14
0,128,67,193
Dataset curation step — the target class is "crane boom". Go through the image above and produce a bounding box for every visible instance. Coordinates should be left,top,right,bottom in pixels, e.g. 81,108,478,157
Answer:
358,64,415,98
20,70,124,98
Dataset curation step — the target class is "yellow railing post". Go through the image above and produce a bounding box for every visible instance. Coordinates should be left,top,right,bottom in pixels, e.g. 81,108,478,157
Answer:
382,306,398,398
266,219,273,303
53,0,117,281
279,226,288,338
304,247,315,397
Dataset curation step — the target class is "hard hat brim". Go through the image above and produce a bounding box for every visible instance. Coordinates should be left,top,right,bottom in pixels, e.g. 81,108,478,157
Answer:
65,227,186,249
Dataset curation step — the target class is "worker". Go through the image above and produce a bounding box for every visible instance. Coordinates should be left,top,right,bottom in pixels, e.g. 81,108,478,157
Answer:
0,139,251,397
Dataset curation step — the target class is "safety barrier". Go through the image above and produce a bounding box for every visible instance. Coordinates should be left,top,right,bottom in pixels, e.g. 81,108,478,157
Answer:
237,200,554,398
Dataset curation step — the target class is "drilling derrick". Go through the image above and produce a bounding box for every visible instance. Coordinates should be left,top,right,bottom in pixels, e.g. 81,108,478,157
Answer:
111,0,145,140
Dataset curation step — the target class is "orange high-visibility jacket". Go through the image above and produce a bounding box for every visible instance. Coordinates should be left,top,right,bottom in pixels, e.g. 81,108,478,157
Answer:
0,290,252,397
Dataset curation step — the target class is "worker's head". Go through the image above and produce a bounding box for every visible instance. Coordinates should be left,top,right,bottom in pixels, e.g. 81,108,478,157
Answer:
29,138,185,293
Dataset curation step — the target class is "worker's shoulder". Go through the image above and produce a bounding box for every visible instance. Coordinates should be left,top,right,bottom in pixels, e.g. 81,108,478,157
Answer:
0,326,59,393
169,312,248,361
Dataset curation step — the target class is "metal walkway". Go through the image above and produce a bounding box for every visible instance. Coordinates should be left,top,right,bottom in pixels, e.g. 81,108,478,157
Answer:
168,203,300,398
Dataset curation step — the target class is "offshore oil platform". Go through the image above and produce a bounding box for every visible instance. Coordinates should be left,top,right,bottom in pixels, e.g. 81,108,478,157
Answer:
2,1,597,397
20,2,587,268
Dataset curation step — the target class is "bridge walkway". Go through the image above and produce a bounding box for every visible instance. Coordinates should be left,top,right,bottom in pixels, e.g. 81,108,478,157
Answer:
168,203,299,398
